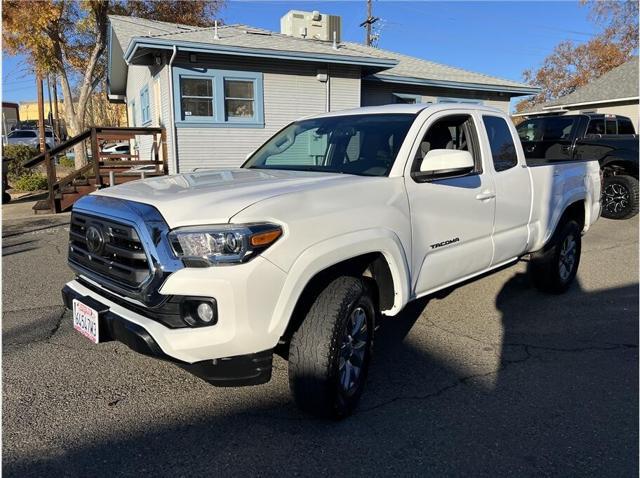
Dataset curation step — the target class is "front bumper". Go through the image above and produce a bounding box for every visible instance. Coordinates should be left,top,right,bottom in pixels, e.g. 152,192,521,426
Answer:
62,284,273,387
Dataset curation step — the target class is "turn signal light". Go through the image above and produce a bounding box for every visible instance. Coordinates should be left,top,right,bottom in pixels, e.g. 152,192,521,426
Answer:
250,229,282,247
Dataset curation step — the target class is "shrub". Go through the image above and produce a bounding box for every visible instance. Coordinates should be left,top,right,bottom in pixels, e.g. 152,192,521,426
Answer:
3,144,40,180
58,155,75,168
12,173,48,192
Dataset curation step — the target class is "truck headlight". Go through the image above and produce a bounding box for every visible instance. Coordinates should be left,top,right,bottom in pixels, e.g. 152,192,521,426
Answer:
169,223,282,266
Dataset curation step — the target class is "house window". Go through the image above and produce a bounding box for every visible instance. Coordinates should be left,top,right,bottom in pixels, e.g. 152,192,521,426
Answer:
393,92,421,104
173,67,264,127
437,97,483,105
224,79,255,119
140,85,151,125
180,77,214,119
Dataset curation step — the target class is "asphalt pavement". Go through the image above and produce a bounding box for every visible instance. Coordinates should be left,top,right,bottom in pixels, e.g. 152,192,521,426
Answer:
2,214,638,477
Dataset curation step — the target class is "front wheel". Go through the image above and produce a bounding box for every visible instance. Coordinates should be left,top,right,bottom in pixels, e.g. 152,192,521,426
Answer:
601,175,639,220
288,276,375,419
528,219,581,294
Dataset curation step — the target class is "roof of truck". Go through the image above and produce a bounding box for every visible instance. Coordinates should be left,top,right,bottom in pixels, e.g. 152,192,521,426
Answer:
306,102,506,119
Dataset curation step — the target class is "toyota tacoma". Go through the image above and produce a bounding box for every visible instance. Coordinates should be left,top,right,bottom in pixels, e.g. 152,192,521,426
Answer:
63,104,601,418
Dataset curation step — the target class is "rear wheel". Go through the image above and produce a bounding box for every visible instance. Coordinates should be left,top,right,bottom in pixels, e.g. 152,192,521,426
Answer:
601,175,639,220
288,276,375,419
528,219,581,294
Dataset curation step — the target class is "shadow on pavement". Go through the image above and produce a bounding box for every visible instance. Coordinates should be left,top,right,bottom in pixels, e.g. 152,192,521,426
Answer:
4,276,638,477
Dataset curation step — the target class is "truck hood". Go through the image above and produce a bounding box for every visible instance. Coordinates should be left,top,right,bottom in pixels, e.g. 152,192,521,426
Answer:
92,168,355,226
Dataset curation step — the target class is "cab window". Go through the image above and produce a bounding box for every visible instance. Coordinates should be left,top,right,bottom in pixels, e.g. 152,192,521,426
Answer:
483,116,518,172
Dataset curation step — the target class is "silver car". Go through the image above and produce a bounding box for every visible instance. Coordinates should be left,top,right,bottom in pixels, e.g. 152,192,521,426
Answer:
6,129,56,149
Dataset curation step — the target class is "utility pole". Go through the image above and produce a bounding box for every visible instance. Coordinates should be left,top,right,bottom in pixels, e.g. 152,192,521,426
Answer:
359,0,379,47
46,75,55,144
36,76,47,153
52,75,62,141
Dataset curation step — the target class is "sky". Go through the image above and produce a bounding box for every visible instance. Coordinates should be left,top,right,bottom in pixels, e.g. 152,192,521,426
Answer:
2,0,600,110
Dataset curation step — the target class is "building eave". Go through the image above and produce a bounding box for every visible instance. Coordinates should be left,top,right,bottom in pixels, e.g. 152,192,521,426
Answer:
542,96,639,110
124,37,399,69
366,73,540,96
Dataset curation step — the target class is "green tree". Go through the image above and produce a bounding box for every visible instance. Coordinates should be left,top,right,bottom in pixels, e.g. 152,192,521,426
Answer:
2,0,225,168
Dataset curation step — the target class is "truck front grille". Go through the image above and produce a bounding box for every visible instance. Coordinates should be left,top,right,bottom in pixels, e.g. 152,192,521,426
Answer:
69,213,151,289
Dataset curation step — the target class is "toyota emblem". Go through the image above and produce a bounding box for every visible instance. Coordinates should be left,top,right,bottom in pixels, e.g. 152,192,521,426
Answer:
85,226,104,254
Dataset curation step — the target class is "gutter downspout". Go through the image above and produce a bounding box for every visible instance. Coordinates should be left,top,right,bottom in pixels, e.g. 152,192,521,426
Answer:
168,46,179,173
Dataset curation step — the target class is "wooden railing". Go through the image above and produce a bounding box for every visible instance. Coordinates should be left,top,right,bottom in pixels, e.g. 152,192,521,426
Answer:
23,127,167,213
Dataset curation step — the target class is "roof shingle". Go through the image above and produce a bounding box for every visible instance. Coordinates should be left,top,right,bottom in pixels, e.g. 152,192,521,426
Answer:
109,14,533,91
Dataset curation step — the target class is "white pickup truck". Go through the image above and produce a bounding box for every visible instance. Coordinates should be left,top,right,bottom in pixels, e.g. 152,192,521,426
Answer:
62,104,601,418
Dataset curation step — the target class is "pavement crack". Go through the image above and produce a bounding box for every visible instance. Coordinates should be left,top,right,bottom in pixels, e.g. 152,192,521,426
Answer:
507,342,638,353
358,338,636,414
48,308,66,340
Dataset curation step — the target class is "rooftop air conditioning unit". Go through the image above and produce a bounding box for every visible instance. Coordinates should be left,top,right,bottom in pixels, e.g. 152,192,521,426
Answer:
280,10,341,43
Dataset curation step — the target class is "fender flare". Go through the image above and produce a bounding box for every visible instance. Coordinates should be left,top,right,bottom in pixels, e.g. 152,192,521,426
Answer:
601,155,639,177
266,228,411,336
542,192,586,247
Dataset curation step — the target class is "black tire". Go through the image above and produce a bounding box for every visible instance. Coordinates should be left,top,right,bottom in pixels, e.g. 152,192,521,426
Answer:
2,191,11,204
288,276,375,419
601,175,639,220
528,219,581,294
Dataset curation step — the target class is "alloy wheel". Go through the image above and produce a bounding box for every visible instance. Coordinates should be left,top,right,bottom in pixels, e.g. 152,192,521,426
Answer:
338,306,369,395
603,183,630,215
558,234,577,282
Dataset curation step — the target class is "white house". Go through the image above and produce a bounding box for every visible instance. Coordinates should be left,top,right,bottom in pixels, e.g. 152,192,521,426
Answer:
107,11,538,173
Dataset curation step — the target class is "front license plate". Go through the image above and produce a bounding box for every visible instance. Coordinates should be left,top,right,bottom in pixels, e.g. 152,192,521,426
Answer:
73,299,100,344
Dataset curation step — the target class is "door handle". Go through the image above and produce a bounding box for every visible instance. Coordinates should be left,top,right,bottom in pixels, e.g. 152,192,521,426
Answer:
475,191,496,201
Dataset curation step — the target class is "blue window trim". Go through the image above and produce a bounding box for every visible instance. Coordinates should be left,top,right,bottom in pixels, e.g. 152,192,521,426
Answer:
392,92,422,104
140,85,151,125
172,65,264,128
437,97,484,105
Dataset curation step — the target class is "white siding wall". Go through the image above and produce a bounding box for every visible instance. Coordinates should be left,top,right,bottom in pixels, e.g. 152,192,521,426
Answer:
125,63,164,162
361,81,512,113
329,65,361,112
166,55,360,172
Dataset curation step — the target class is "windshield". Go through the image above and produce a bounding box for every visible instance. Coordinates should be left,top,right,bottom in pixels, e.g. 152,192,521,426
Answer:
8,131,37,138
243,113,416,176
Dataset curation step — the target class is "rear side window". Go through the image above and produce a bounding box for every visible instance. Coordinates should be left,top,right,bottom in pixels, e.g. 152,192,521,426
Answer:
586,119,604,135
483,116,518,172
618,118,635,134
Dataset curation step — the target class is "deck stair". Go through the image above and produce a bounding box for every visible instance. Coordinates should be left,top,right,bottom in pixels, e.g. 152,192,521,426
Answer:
23,127,167,214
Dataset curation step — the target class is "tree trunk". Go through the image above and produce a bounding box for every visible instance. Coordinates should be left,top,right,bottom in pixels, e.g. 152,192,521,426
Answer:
58,69,86,170
51,1,108,170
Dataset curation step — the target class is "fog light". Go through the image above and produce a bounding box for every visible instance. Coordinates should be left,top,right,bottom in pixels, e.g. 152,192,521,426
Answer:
197,302,215,323
181,298,218,327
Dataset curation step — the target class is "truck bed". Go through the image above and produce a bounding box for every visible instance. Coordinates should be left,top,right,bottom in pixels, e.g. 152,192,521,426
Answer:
527,159,601,252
